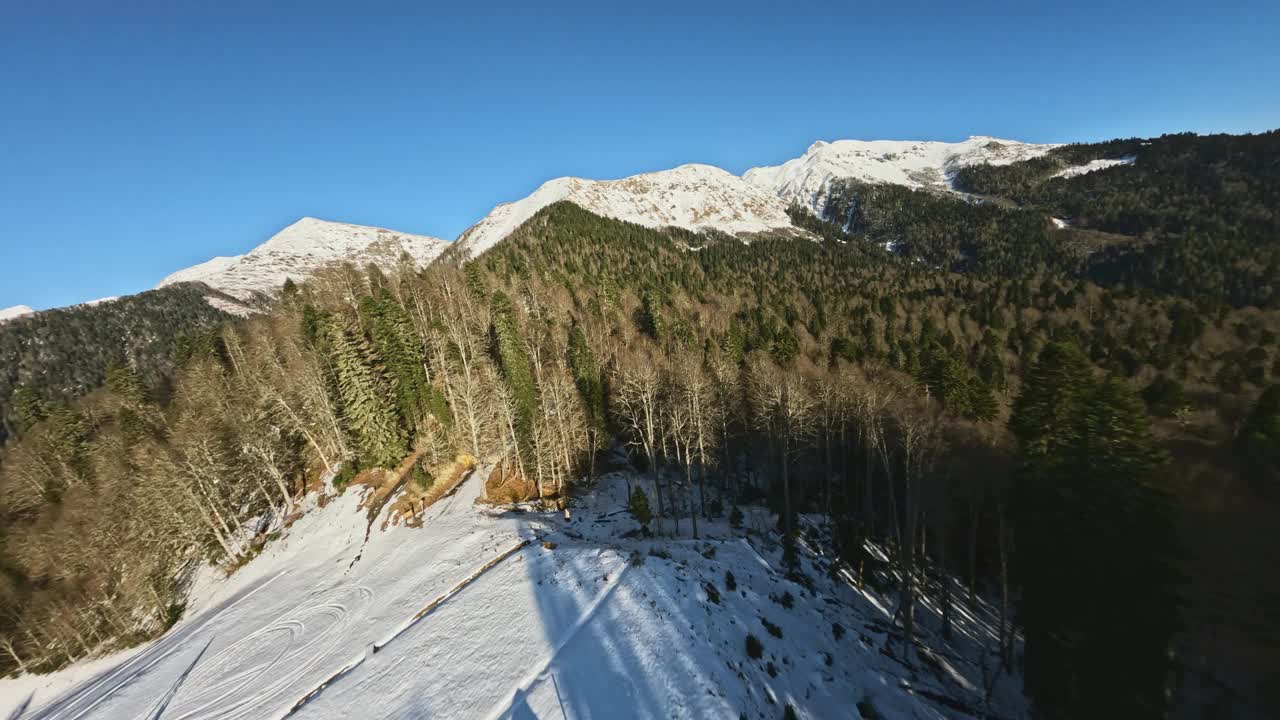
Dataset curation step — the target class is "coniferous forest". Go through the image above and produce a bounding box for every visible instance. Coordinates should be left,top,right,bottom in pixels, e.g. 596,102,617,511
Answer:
1,130,1278,718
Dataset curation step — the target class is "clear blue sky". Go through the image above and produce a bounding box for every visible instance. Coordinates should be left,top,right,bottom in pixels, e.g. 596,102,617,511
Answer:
2,0,1276,310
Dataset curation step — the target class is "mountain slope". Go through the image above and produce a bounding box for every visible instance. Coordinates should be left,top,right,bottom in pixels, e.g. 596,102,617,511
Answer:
450,164,796,260
159,218,449,301
744,136,1058,215
0,471,1024,720
0,284,232,442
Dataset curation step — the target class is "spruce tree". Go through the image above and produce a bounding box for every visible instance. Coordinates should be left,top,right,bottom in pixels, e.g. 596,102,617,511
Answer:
490,291,538,443
363,291,451,432
568,325,604,426
12,386,47,435
1011,341,1180,719
326,320,406,468
105,362,146,404
629,486,652,527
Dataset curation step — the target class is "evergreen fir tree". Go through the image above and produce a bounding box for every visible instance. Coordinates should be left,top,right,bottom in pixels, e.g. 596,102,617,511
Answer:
326,320,406,468
568,325,605,426
105,362,146,404
629,486,652,527
1012,341,1180,719
363,291,451,432
490,291,538,442
11,387,47,435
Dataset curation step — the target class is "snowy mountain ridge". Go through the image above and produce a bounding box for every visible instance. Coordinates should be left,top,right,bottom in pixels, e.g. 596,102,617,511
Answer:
450,163,798,260
10,135,1133,314
0,305,34,323
743,135,1061,216
158,217,449,303
451,136,1078,259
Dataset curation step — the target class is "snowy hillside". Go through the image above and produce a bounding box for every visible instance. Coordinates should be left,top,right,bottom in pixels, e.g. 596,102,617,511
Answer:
158,218,449,301
744,136,1059,215
0,305,34,323
0,469,1024,720
1052,154,1136,179
451,164,796,260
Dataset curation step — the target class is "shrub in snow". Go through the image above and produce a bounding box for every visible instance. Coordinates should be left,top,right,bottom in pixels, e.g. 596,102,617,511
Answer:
729,506,744,528
629,550,645,567
707,498,723,517
832,622,845,641
856,697,883,719
783,704,798,720
333,464,357,493
725,570,737,592
704,582,721,605
746,633,764,659
629,486,652,526
767,661,778,678
761,617,783,638
779,591,794,609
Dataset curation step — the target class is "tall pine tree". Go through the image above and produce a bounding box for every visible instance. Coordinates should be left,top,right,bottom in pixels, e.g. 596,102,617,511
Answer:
1011,341,1180,719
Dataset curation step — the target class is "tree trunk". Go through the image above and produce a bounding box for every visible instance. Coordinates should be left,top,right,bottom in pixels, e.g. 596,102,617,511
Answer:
968,494,980,609
781,434,793,538
687,456,698,539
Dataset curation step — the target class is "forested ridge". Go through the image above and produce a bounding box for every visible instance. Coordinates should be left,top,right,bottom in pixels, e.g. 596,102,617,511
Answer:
0,284,235,443
1,129,1278,717
952,130,1280,307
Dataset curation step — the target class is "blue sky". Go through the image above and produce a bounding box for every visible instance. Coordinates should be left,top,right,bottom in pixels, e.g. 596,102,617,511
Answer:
2,0,1277,310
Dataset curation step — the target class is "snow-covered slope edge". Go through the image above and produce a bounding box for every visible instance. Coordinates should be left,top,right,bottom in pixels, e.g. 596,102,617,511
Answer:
1,471,1026,720
451,164,797,260
159,218,449,301
744,136,1060,216
0,305,34,323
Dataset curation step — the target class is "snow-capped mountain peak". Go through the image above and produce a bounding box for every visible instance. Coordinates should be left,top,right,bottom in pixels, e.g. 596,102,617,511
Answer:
743,135,1059,215
158,217,449,302
451,163,797,260
0,305,34,323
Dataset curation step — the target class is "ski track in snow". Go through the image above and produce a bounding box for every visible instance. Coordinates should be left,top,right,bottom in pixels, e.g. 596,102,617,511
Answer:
22,571,290,720
4,468,1028,720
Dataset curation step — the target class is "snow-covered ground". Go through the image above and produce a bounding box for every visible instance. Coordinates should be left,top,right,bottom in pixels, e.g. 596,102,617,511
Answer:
450,164,796,260
0,305,34,323
158,218,449,301
743,137,1058,216
1051,155,1136,179
1,465,1026,720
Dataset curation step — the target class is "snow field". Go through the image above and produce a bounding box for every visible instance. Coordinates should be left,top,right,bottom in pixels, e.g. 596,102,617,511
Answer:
4,465,1027,720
